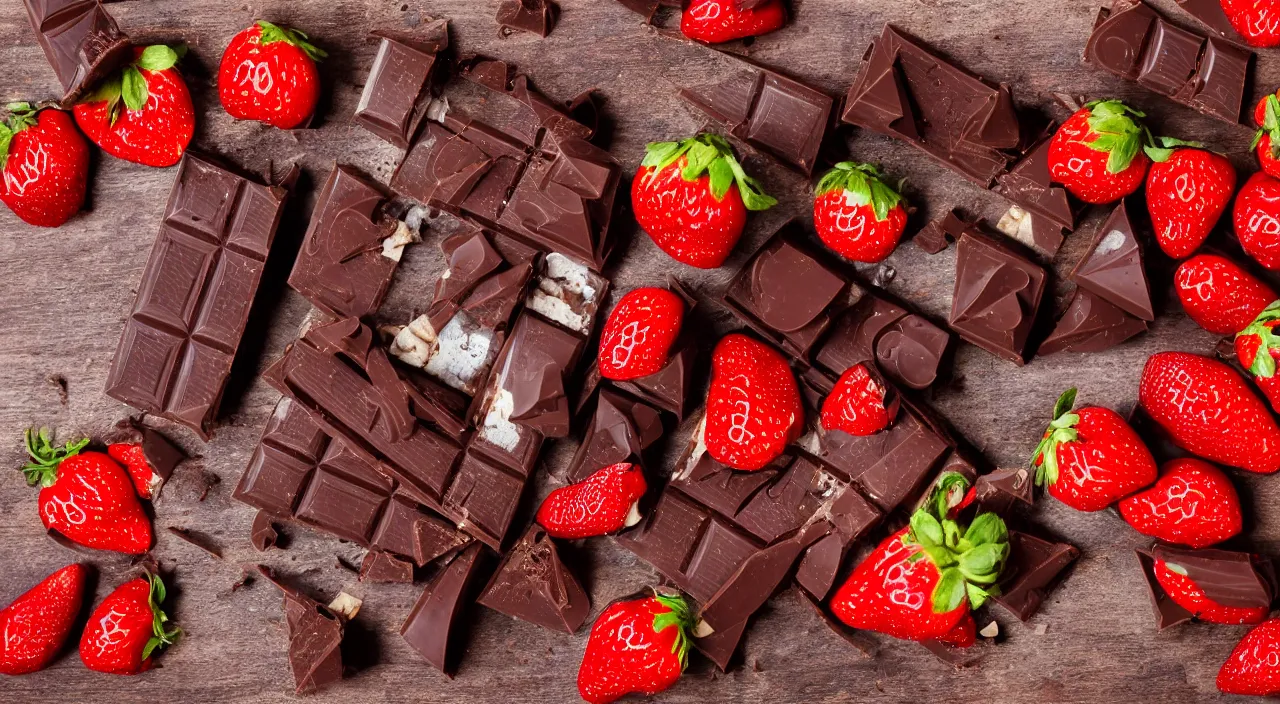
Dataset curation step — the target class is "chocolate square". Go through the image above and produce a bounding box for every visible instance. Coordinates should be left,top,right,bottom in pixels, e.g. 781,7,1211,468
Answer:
949,228,1047,365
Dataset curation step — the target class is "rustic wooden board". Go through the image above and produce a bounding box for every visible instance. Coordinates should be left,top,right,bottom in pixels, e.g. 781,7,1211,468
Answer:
1,0,1276,701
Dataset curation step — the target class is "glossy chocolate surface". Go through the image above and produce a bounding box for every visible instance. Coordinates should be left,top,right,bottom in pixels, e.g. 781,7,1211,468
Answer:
1069,200,1154,321
949,227,1047,365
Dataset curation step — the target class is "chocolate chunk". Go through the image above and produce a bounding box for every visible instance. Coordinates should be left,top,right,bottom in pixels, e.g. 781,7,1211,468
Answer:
565,389,664,483
459,58,595,144
438,449,528,550
993,129,1077,251
793,488,881,600
1039,288,1147,355
359,550,415,583
496,0,558,37
259,568,346,694
693,617,747,671
435,230,506,310
401,543,488,675
993,531,1079,620
681,57,834,174
949,227,1047,365
354,25,449,147
415,513,474,566
166,526,222,559
251,511,279,551
1175,0,1244,42
1070,200,1154,322
1151,544,1274,609
492,311,585,444
815,293,950,391
288,165,401,320
478,526,590,633
914,210,970,254
107,417,186,498
104,153,296,440
23,0,131,104
698,521,830,633
973,467,1035,516
1084,0,1250,124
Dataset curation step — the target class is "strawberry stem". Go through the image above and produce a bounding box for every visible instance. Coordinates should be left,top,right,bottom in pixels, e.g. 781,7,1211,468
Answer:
22,428,88,488
142,571,180,660
814,161,904,221
640,133,777,211
1237,301,1280,379
1031,388,1081,488
256,20,328,61
651,591,694,671
905,508,1009,613
1254,94,1280,159
1082,99,1149,174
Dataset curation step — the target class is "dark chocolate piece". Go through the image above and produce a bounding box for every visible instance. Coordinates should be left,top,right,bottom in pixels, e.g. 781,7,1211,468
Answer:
1039,288,1147,355
796,589,879,658
693,617,747,671
993,531,1079,620
354,25,449,147
259,568,346,694
992,129,1077,253
681,58,834,175
698,521,830,633
402,543,488,675
251,511,279,551
459,58,595,144
914,210,969,254
565,388,664,483
496,0,557,37
1152,544,1274,609
105,153,295,440
493,309,586,439
1084,0,1250,124
359,550,415,583
793,491,881,601
23,0,131,103
107,417,186,498
1136,548,1194,629
814,293,950,391
415,512,474,567
973,467,1035,516
1175,0,1245,42
478,525,590,633
1070,200,1154,321
948,227,1047,365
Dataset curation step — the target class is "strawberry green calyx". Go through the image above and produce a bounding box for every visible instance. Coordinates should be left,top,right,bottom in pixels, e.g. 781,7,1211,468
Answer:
0,102,41,169
1031,387,1080,488
926,471,972,520
1083,99,1149,174
905,507,1009,614
640,133,777,211
814,161,904,221
257,21,328,61
81,45,186,122
1144,135,1206,163
143,571,180,659
651,591,694,670
22,427,89,487
1253,94,1280,158
1238,301,1280,379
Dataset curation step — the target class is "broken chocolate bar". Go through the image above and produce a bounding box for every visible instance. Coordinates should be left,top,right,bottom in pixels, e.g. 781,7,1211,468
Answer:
565,388,664,483
478,525,590,633
359,550,415,583
1069,200,1154,322
496,0,558,37
813,292,951,391
402,543,488,675
993,531,1079,621
1039,288,1147,355
354,24,450,147
948,226,1047,365
23,0,131,104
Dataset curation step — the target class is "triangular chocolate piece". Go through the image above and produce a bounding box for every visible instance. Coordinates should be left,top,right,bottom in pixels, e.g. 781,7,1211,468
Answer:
992,531,1079,621
477,526,590,633
401,543,488,675
257,567,346,694
1070,200,1154,321
434,230,504,306
1039,288,1147,355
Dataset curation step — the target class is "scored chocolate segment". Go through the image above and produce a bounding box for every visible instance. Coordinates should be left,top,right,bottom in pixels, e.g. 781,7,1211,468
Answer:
993,531,1080,621
1084,0,1250,124
354,24,450,148
1070,200,1154,322
105,153,295,441
477,525,590,633
1039,288,1147,356
402,543,489,675
948,226,1047,365
814,292,951,391
23,0,131,104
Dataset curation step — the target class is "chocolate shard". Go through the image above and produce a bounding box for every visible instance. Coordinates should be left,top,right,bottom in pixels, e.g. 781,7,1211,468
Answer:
251,511,279,552
359,550,415,583
258,567,347,694
166,526,223,559
1084,0,1250,124
993,127,1077,250
354,25,449,147
566,388,664,483
914,210,970,254
414,513,474,567
793,487,882,601
1070,200,1153,321
1151,544,1275,609
435,230,506,309
973,467,1035,516
993,531,1080,621
948,225,1047,365
477,526,590,633
693,617,748,671
1175,0,1245,42
107,417,186,499
698,521,830,633
496,0,558,37
23,0,131,104
1039,288,1147,355
401,543,488,675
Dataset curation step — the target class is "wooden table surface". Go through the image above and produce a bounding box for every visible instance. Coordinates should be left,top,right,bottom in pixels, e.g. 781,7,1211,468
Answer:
1,0,1276,701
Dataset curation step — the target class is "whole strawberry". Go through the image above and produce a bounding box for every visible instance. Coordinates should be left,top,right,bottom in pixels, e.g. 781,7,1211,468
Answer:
1139,352,1280,474
80,572,178,675
0,564,86,675
820,362,898,436
22,429,152,554
0,104,88,227
577,592,693,704
703,333,801,470
536,463,647,539
632,134,776,268
1118,459,1243,548
1219,618,1280,696
1236,301,1280,412
73,45,194,168
1152,557,1269,625
598,287,685,381
1234,171,1280,270
1144,138,1235,259
107,442,164,500
680,0,787,44
1221,0,1280,47
218,20,326,129
812,162,907,263
830,502,1009,643
1032,388,1157,512
1174,253,1277,335
1048,100,1150,204
1252,93,1280,178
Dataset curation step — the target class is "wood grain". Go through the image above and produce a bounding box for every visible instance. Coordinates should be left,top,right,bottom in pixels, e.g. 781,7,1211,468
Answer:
0,0,1274,702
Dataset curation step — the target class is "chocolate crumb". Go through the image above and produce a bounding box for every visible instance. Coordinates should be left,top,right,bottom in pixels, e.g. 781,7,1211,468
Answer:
46,374,68,405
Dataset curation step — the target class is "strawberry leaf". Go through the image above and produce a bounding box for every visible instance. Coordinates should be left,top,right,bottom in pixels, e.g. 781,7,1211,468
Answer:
121,66,149,112
1082,100,1148,174
928,471,972,521
136,44,180,72
0,122,12,170
651,592,693,671
909,509,945,547
22,428,88,487
1238,302,1280,379
814,161,903,221
965,582,993,609
963,512,1007,547
1052,387,1077,420
958,543,1008,585
641,140,686,171
257,20,328,61
707,157,733,200
931,568,967,613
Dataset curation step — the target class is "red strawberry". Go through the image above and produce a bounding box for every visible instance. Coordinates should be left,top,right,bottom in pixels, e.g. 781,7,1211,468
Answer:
597,287,685,381
73,45,194,168
1235,301,1280,412
1252,94,1280,178
577,592,693,704
218,21,326,130
830,504,1009,643
0,104,88,227
22,429,152,554
1152,557,1269,625
107,443,164,500
1143,139,1236,259
1221,0,1280,47
1032,388,1157,512
79,572,178,675
1174,253,1277,335
0,564,87,675
1047,100,1150,204
812,162,907,264
536,462,647,539
702,333,801,470
1219,618,1280,696
1139,352,1280,474
1234,171,1280,270
820,362,898,436
680,0,787,44
632,134,776,268
936,612,976,648
1118,458,1243,548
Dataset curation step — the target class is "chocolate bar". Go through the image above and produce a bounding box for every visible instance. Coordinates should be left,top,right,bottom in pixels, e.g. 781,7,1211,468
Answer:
698,521,830,632
1136,545,1275,629
23,0,131,103
354,24,449,147
1084,0,1251,124
723,220,852,360
105,153,296,440
948,226,1047,365
681,56,834,175
993,531,1079,620
497,0,558,37
1039,288,1147,355
477,525,590,633
402,543,488,675
813,292,951,391
1069,200,1154,322
565,388,664,483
